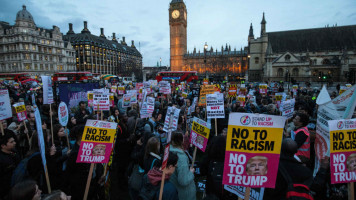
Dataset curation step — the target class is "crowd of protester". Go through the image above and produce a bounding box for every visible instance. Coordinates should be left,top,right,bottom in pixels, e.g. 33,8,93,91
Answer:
0,80,355,200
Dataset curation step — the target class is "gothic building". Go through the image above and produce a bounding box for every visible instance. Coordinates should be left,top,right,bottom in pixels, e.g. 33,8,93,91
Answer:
0,5,76,75
169,0,248,80
63,22,142,78
248,13,356,83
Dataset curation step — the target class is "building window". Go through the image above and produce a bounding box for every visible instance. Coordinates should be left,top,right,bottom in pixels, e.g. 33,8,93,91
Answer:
292,68,299,76
25,64,31,70
285,55,291,62
254,57,259,64
322,59,330,65
277,68,284,77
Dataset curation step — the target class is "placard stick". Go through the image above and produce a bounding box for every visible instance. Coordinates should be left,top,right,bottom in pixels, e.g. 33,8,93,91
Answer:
23,122,31,150
158,171,166,200
83,163,95,200
44,164,52,193
244,187,251,200
50,104,54,145
0,121,4,136
215,118,218,136
97,104,100,120
191,146,197,168
65,126,70,150
348,182,355,200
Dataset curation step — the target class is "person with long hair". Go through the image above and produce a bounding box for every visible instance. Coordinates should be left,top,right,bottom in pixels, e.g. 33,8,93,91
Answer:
8,180,42,200
169,131,196,200
143,136,161,173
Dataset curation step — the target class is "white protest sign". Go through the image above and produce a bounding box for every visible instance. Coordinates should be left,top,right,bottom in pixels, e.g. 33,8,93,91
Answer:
279,99,295,119
0,90,12,120
13,102,27,122
34,108,47,170
41,76,54,104
147,97,155,115
93,93,110,111
206,93,225,119
224,185,265,200
58,102,69,126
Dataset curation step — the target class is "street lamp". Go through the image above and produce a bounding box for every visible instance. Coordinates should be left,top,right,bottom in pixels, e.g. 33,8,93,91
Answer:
160,57,162,67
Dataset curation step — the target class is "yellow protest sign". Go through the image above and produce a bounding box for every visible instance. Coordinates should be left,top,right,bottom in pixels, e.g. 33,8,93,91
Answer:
198,85,216,106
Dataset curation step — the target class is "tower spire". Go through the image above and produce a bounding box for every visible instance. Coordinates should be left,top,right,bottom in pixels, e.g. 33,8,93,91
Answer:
261,12,266,36
249,23,254,38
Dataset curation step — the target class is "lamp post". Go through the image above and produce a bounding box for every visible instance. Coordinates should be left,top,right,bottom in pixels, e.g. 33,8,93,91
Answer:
204,42,208,79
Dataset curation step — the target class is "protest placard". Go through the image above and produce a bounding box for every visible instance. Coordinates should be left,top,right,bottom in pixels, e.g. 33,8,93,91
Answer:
77,120,117,163
162,144,170,170
279,99,295,119
127,90,138,103
123,94,131,107
58,102,69,126
339,86,347,95
223,113,286,188
93,93,110,111
111,85,117,93
198,85,216,106
0,89,12,121
224,185,265,200
163,106,180,133
87,91,93,107
239,85,247,95
190,117,211,152
229,85,238,98
329,119,356,184
118,86,125,95
147,97,155,114
238,95,246,107
275,93,283,108
13,102,27,122
41,76,54,104
259,84,267,94
203,78,209,85
206,93,225,119
109,93,114,107
159,81,171,94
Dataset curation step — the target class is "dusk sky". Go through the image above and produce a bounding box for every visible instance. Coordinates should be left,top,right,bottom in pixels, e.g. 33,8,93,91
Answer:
1,0,355,67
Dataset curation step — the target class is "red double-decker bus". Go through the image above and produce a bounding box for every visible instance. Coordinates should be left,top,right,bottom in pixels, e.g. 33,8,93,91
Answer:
53,72,93,82
156,71,198,82
0,73,38,84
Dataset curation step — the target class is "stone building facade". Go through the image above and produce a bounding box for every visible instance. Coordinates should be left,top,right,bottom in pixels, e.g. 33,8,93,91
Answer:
169,0,248,80
248,13,356,83
63,22,142,78
0,5,76,75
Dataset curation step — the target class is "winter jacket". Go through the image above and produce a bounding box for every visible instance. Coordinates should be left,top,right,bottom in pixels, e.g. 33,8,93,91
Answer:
169,146,196,200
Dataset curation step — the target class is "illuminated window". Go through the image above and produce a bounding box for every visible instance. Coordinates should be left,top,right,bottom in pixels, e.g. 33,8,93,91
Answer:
47,40,50,44
25,64,31,70
24,44,29,50
32,46,36,50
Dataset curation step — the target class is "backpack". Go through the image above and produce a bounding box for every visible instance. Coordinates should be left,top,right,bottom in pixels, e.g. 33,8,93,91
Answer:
11,152,40,187
279,164,314,200
137,174,160,200
128,158,158,193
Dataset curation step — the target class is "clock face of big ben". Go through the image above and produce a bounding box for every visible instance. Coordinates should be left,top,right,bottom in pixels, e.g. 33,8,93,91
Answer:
172,10,180,19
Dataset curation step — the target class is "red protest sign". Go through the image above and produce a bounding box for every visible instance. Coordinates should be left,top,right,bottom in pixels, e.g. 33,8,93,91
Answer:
162,144,170,170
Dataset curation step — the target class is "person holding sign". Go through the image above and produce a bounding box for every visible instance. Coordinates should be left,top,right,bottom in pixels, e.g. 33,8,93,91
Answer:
169,131,196,200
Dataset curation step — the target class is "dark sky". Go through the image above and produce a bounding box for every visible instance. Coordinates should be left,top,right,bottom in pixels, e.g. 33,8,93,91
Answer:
1,0,355,66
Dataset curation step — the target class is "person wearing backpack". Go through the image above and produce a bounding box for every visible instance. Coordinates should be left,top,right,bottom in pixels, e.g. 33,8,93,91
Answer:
138,152,179,200
0,132,21,199
143,137,161,174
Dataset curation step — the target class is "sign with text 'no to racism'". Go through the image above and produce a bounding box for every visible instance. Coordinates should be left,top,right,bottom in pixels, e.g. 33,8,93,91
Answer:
329,118,356,184
190,117,211,152
77,120,117,163
223,113,286,188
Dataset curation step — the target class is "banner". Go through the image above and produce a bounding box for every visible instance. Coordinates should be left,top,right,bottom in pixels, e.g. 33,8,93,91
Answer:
329,119,356,184
206,93,225,119
41,76,54,104
77,120,117,163
224,185,265,200
223,113,286,188
34,107,47,171
58,82,99,109
314,84,356,176
13,102,27,121
279,99,295,119
0,90,12,120
198,85,216,106
190,117,211,152
93,93,110,111
58,102,69,126
228,85,238,98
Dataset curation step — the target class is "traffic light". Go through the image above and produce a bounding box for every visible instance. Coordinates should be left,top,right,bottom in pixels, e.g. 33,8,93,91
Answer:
322,75,327,80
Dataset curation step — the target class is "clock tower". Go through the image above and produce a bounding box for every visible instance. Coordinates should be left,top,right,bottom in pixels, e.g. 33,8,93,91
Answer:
169,0,187,71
